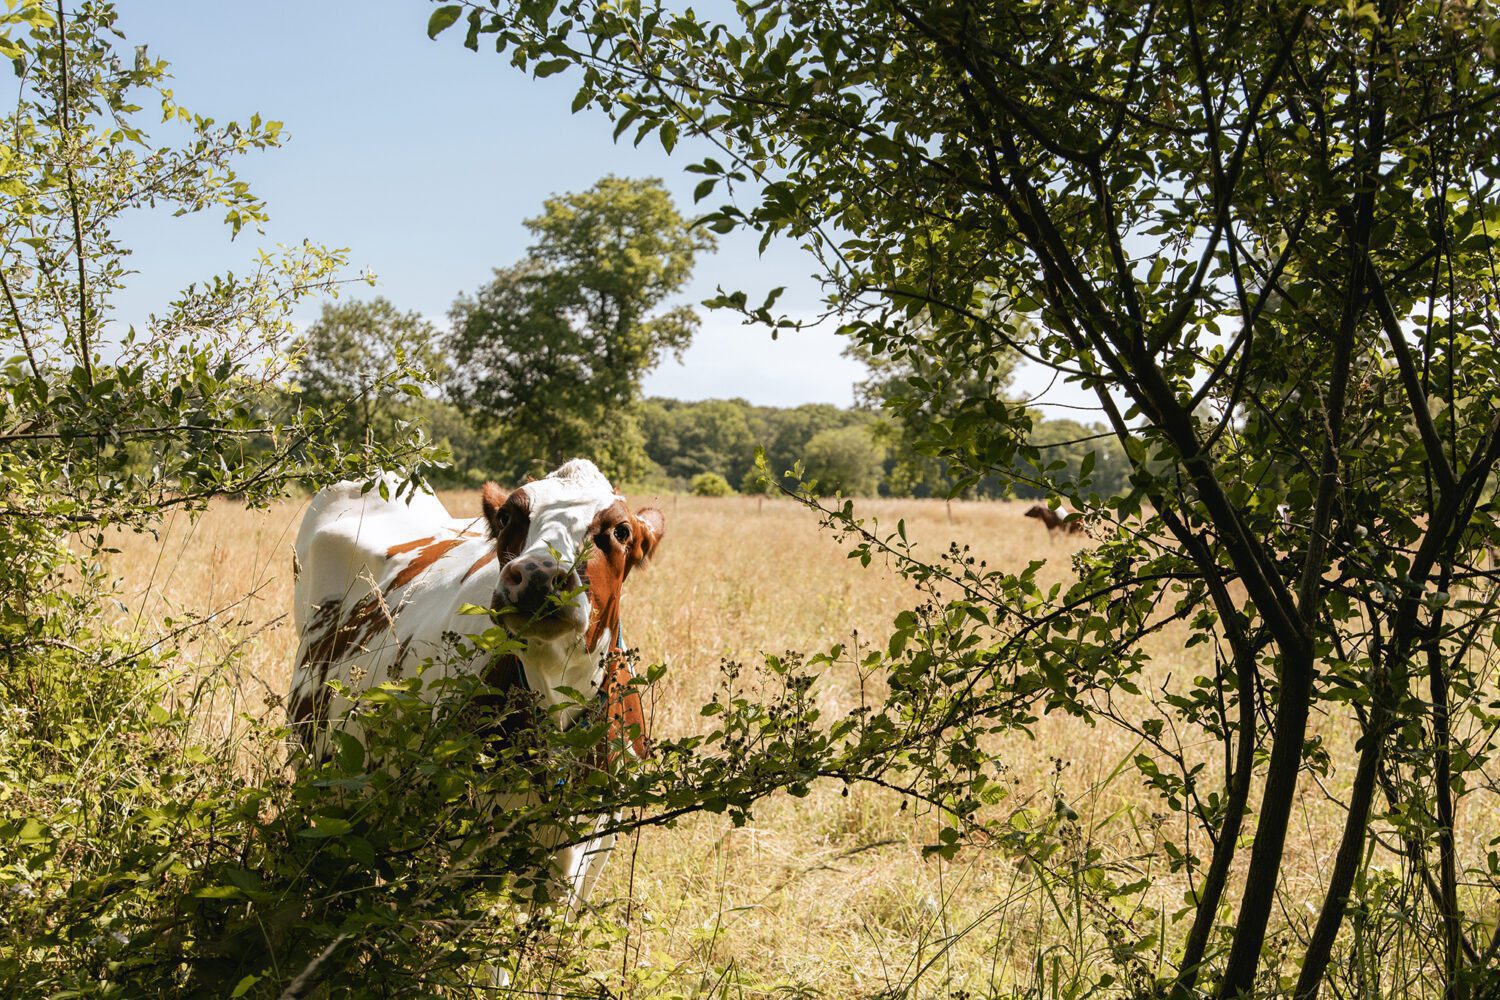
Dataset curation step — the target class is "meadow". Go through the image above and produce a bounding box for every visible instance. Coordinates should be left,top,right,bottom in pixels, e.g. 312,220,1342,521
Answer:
101,490,1498,997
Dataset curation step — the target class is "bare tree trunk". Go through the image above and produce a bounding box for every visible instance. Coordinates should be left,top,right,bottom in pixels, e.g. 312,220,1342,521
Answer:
1294,675,1392,1000
1427,623,1463,1000
1218,649,1313,997
1176,641,1260,994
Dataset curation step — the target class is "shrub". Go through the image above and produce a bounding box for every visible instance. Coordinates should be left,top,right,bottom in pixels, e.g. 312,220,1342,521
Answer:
739,465,773,494
690,471,736,496
0,5,436,994
802,425,886,496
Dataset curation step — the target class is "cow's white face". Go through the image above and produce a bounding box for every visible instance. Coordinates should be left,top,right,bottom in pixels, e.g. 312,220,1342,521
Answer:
480,459,663,648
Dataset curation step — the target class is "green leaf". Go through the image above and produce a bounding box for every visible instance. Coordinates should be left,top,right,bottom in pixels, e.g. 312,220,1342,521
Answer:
16,818,49,844
534,58,571,78
427,5,463,38
298,815,353,838
192,885,242,899
329,729,365,771
1147,256,1167,287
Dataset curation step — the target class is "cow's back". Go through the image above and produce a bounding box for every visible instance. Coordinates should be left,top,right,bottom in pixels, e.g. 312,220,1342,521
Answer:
288,477,495,750
293,480,442,618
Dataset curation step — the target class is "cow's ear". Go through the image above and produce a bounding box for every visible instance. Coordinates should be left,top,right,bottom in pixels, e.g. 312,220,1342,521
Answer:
634,507,665,563
480,482,509,538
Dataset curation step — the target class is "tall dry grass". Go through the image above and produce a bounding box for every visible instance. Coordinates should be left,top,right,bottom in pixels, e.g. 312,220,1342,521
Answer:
100,491,1500,997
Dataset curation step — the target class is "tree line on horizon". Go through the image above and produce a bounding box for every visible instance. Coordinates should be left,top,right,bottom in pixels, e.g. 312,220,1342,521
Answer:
292,180,1129,500
297,294,1132,500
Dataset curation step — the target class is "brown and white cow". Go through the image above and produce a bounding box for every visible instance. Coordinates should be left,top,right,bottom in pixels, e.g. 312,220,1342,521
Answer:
1024,502,1086,535
287,458,663,916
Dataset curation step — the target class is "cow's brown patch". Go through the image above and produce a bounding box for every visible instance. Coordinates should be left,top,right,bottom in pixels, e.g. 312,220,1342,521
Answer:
390,636,414,680
386,535,436,557
463,549,498,581
390,538,466,590
292,593,397,751
582,500,664,651
298,593,394,682
287,686,332,748
575,499,664,762
480,483,532,562
1025,503,1086,535
297,599,342,681
601,654,649,762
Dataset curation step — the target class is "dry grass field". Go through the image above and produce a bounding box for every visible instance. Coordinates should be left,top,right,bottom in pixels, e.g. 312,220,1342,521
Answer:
100,490,1500,997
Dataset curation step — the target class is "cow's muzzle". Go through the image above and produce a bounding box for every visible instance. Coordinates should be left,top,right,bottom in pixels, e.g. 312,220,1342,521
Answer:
494,555,584,635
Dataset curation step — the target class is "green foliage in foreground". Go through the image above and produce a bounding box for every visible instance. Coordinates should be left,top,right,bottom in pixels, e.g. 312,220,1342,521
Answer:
1,580,1062,997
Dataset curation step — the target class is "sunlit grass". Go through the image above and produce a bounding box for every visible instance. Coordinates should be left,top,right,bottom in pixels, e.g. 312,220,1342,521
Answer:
100,491,1500,997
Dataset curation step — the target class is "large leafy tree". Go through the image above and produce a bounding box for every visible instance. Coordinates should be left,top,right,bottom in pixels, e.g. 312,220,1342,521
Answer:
849,326,1018,496
753,401,869,492
637,395,758,482
437,1,1500,997
447,176,713,480
801,422,885,496
295,296,446,447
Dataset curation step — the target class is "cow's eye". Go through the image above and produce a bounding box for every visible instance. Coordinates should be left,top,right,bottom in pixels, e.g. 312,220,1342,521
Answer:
495,508,511,529
612,522,631,545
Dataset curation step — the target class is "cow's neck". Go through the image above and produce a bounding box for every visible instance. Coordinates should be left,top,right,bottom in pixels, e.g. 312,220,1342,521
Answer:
517,628,613,729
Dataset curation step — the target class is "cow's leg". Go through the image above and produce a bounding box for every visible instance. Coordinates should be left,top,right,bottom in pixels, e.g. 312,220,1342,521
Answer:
564,812,619,919
477,960,512,991
473,810,617,992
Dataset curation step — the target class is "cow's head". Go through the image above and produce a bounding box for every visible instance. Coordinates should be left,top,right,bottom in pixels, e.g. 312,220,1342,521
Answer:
479,459,664,651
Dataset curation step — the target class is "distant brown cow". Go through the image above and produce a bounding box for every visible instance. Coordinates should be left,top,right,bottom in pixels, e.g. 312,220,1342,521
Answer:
1025,503,1086,535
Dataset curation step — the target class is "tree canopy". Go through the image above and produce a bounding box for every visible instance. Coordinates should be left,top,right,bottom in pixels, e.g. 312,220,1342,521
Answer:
848,322,1018,496
436,1,1500,995
295,296,445,446
801,423,886,496
446,175,713,480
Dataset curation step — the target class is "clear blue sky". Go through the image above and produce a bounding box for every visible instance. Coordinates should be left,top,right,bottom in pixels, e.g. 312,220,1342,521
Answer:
108,2,1094,413
108,0,866,407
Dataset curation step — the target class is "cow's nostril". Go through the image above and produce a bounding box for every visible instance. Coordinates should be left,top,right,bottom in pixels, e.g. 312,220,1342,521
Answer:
501,563,524,589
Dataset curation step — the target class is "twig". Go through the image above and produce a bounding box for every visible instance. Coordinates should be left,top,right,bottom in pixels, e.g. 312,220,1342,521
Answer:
0,266,41,380
55,0,92,386
276,932,351,1000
